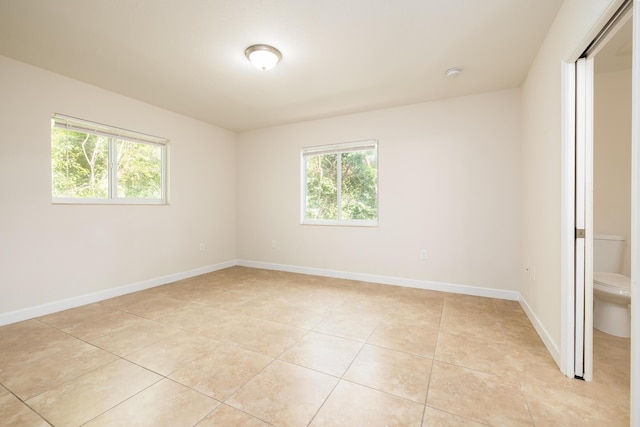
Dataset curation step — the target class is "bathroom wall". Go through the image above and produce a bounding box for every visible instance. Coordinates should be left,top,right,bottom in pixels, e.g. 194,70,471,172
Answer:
594,68,632,275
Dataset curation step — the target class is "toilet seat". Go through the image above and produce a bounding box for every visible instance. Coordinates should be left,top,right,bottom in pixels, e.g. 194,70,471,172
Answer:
593,272,631,298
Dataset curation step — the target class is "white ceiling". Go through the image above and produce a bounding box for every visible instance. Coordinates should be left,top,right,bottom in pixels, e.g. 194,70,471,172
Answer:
0,1,564,132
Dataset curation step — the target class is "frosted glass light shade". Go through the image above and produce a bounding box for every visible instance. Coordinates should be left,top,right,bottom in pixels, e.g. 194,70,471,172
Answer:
245,44,282,71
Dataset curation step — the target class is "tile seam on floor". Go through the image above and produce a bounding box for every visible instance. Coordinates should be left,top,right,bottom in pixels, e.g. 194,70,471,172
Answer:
338,377,429,406
78,375,167,426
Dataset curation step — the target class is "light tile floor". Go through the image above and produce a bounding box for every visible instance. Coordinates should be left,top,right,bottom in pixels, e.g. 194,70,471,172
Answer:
0,267,630,426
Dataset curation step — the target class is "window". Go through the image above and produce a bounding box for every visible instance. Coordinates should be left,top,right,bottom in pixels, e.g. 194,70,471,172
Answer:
301,140,378,226
51,114,168,204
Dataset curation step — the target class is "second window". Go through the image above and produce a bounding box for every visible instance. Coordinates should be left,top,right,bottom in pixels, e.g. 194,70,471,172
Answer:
301,140,378,226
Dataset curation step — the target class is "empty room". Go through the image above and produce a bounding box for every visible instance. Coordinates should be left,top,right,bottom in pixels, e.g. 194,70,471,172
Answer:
0,0,637,426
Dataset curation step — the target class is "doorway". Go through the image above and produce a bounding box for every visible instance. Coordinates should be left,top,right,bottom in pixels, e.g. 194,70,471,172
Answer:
573,2,633,381
565,1,637,422
592,9,633,394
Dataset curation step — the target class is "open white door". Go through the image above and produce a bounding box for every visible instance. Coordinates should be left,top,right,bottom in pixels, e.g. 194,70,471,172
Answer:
572,0,634,383
574,56,595,381
630,1,639,423
563,0,636,419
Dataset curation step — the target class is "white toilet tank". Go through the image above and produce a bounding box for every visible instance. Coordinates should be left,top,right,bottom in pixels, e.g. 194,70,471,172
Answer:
593,234,625,273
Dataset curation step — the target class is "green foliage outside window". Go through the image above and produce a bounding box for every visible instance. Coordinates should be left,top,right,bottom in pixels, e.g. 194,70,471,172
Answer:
52,125,163,201
305,153,339,220
304,145,377,223
341,150,378,220
116,140,162,199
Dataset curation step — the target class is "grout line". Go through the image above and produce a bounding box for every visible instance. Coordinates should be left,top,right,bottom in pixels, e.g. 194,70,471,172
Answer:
305,375,342,426
4,268,630,426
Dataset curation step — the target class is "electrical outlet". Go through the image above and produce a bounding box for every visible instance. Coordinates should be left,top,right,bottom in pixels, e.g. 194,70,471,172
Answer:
420,249,427,260
271,240,277,249
524,266,536,282
199,243,205,251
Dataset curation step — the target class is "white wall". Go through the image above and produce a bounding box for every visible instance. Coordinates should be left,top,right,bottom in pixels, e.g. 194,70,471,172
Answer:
0,55,237,321
594,68,632,275
520,0,621,361
237,90,521,292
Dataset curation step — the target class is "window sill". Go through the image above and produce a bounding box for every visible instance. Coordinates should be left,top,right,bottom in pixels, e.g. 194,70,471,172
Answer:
301,220,378,227
52,198,168,206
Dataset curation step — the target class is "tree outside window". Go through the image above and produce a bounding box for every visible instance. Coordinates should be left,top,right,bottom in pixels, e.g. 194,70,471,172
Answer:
302,141,378,226
51,114,167,204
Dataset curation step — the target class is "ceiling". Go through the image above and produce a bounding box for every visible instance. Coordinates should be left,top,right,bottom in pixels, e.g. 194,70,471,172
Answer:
0,1,564,132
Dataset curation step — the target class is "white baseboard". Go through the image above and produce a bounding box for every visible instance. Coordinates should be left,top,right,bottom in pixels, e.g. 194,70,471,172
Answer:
237,260,520,301
0,260,236,327
519,294,561,366
0,258,532,333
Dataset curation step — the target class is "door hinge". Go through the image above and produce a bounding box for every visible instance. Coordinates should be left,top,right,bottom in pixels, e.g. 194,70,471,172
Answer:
575,228,586,239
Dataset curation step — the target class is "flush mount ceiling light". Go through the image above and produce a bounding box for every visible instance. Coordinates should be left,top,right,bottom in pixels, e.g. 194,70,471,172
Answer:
445,67,463,78
245,44,282,71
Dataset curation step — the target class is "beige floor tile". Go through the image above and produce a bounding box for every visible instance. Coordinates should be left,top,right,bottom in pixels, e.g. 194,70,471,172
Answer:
215,316,307,357
99,290,160,309
204,265,256,280
124,331,222,376
26,359,162,427
236,300,329,329
290,289,348,310
382,300,443,325
118,294,192,320
492,298,525,314
335,295,390,316
422,405,487,426
391,287,445,305
40,309,147,341
523,374,629,427
154,303,236,335
193,290,261,312
435,329,538,378
84,379,219,427
482,340,563,391
439,304,502,337
195,404,270,427
171,285,227,305
0,386,49,427
170,343,273,400
144,280,203,300
313,311,380,342
518,339,630,407
230,286,290,301
37,303,116,331
204,279,253,293
427,362,533,426
367,320,439,358
310,380,424,426
1,338,117,400
0,320,87,366
496,312,546,350
0,268,630,425
227,360,338,426
279,331,363,376
592,329,630,402
344,344,433,403
443,294,497,312
90,317,180,356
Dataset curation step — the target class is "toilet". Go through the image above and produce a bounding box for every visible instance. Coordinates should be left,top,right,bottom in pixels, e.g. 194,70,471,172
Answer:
593,234,631,338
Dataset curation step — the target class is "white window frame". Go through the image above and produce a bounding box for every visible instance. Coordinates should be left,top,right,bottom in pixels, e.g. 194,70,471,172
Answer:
301,140,378,226
51,114,168,205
